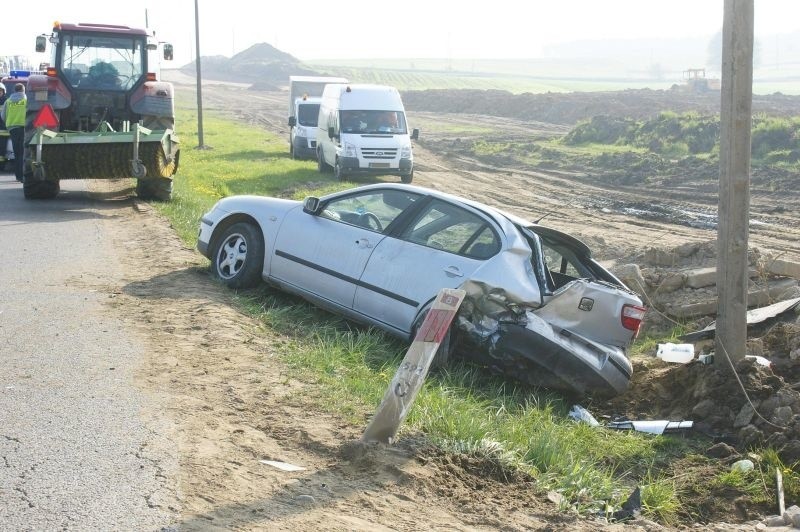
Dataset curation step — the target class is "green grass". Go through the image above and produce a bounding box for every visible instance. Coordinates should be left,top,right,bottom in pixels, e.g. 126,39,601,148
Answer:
152,89,788,525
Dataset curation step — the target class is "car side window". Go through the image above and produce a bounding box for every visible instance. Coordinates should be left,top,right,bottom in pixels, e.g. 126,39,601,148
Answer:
319,190,420,233
402,200,499,258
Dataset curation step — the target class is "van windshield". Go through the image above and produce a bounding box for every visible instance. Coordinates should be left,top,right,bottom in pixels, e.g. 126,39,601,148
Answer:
297,103,320,127
340,110,407,134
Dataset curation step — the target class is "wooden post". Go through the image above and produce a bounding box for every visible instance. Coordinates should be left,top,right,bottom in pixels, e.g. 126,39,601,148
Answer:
716,0,753,367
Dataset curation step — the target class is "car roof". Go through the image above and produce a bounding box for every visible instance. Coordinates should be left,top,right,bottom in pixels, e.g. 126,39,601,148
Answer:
322,183,593,256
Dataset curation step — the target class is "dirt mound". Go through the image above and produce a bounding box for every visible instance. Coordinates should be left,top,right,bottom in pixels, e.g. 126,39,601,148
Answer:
181,43,318,84
403,88,800,125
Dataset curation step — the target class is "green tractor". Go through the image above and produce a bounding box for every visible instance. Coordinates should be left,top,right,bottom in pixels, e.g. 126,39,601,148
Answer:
24,22,180,200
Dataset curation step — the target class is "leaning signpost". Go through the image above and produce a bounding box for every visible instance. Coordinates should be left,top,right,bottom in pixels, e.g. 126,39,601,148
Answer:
362,288,466,444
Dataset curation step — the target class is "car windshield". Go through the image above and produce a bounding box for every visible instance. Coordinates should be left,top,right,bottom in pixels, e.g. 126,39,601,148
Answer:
59,33,145,90
340,110,407,134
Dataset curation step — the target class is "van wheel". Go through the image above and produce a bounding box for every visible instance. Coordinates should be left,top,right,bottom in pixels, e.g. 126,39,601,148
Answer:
289,135,295,159
401,170,414,184
334,159,346,181
317,150,330,173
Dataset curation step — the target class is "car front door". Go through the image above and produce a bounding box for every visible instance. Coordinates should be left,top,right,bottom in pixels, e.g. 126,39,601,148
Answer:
354,199,502,334
270,189,420,311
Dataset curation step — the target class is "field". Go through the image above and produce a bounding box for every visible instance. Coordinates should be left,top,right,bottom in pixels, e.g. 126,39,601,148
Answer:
151,69,800,528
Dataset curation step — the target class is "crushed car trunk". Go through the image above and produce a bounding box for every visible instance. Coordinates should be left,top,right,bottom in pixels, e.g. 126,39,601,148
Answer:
455,280,635,396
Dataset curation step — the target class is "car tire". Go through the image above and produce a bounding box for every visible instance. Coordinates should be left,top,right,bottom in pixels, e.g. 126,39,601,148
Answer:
289,134,296,159
210,222,265,289
401,169,413,184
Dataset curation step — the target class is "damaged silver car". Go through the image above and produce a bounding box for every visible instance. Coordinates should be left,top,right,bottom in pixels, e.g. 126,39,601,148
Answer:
197,183,645,396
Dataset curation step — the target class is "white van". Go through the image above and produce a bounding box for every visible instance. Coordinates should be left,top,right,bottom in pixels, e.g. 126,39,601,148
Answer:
316,84,419,183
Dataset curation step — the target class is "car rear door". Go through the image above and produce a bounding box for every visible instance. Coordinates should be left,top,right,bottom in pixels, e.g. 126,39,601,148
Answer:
354,198,502,334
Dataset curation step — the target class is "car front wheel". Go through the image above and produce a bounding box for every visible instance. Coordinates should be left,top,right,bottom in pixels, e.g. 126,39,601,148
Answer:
211,222,265,288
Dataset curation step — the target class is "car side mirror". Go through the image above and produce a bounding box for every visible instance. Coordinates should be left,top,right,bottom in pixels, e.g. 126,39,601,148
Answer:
303,196,321,214
288,116,296,127
163,43,174,61
35,35,47,53
328,126,335,139
411,128,419,140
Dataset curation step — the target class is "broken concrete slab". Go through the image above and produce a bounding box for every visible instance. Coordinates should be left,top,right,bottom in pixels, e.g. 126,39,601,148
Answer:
668,279,799,320
680,296,800,341
765,257,800,280
684,266,759,289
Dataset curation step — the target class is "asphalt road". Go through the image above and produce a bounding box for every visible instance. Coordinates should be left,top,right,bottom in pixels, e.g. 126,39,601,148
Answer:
0,174,177,529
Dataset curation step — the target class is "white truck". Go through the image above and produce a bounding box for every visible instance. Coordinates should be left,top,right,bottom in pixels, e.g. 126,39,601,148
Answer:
316,83,419,183
288,75,347,159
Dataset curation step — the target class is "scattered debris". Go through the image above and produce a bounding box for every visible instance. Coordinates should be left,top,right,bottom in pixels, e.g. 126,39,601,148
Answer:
610,486,641,522
745,355,772,367
568,404,600,426
731,459,755,473
777,467,786,516
607,419,693,435
259,460,306,472
656,342,695,363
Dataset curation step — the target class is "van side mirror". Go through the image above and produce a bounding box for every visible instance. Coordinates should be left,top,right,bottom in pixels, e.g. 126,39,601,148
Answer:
303,196,321,214
288,116,296,127
411,128,419,140
163,43,174,61
328,126,335,139
35,35,47,53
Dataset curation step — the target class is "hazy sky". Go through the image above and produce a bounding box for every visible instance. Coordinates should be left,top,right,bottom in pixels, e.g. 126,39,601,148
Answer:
2,1,798,66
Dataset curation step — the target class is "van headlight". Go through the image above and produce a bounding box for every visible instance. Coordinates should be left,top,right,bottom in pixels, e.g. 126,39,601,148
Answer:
295,125,307,138
400,145,412,159
343,142,357,158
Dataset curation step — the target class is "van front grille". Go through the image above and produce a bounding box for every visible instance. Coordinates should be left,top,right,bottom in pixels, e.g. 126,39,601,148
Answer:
361,147,397,160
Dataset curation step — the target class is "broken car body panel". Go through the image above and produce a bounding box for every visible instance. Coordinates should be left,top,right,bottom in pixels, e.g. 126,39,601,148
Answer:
197,183,645,396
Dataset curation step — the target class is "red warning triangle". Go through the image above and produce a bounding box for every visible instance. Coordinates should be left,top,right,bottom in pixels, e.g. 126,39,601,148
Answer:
32,103,60,129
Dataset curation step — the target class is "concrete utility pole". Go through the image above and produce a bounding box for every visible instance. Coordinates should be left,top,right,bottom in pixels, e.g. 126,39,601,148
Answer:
716,0,754,366
194,0,208,149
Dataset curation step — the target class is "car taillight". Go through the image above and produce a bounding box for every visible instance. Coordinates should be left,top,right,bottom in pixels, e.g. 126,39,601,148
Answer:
621,304,646,334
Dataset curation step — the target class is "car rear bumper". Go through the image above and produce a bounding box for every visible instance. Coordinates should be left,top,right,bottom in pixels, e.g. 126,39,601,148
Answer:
457,313,632,397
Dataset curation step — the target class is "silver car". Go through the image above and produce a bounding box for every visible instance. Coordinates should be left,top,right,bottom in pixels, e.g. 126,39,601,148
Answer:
197,183,645,396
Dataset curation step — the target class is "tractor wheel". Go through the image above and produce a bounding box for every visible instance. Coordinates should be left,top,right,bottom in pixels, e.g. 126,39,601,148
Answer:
136,178,173,201
23,178,60,200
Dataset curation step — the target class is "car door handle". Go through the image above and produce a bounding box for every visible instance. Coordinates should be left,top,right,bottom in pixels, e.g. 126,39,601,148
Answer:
444,266,463,277
355,238,373,249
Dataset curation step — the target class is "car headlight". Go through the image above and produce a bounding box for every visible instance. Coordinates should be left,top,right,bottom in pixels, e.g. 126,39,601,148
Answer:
343,142,357,158
295,125,307,138
400,145,412,159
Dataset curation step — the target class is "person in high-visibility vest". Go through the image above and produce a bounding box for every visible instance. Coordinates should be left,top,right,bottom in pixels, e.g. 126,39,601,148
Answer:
1,83,26,182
